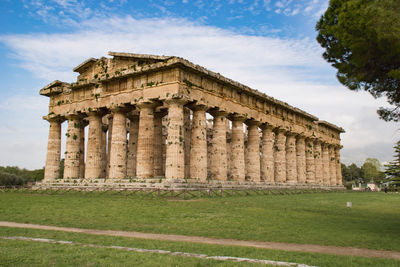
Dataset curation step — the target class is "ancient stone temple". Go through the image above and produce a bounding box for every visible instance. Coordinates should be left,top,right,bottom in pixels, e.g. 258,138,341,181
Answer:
39,52,344,190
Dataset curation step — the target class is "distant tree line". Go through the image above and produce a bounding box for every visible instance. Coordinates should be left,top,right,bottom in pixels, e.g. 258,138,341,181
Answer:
342,158,385,184
0,165,44,186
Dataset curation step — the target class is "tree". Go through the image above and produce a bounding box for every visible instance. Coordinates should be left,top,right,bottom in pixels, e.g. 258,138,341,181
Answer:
347,163,362,181
316,0,400,121
384,141,400,187
360,158,385,183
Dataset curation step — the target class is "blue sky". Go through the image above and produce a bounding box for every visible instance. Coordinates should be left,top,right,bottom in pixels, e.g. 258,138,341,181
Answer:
0,0,398,169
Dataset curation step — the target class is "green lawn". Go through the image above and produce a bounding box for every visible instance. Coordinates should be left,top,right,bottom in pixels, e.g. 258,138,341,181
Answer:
0,190,399,252
0,227,398,267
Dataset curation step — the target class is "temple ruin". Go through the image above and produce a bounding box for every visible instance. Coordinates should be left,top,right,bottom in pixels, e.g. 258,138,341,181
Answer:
38,52,344,190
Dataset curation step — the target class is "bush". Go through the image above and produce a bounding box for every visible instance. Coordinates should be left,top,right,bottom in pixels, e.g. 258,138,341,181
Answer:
0,172,25,186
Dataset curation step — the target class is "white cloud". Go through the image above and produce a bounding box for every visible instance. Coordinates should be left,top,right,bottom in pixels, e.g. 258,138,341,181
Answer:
0,15,398,168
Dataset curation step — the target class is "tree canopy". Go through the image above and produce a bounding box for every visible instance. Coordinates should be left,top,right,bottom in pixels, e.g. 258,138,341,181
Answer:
316,0,400,121
384,141,400,187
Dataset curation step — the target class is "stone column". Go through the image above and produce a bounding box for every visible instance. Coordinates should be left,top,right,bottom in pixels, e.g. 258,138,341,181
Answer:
79,123,86,178
106,115,113,178
210,110,228,180
126,112,139,178
165,99,186,180
314,140,323,185
335,146,343,185
274,128,287,183
43,117,63,181
101,123,107,178
64,115,82,179
85,112,104,179
296,134,307,184
305,137,315,184
154,110,166,177
184,108,191,178
286,132,297,184
136,103,156,179
329,145,337,186
321,142,330,185
246,121,261,182
230,115,246,181
109,108,128,179
189,105,208,181
260,124,274,183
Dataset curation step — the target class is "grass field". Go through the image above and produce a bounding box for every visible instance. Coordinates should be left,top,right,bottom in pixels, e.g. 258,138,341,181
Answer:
0,190,399,266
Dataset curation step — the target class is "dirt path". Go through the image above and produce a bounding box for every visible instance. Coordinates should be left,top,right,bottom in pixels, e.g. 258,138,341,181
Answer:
0,221,399,260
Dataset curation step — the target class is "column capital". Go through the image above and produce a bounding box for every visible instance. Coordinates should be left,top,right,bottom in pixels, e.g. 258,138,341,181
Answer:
126,110,140,120
245,119,261,127
44,114,65,123
260,123,275,131
209,108,229,117
86,108,107,118
296,133,307,139
187,103,208,112
164,98,187,106
273,127,287,134
110,106,131,114
229,113,247,122
65,113,83,121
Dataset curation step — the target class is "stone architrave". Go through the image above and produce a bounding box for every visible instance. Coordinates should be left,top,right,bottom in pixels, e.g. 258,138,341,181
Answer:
314,140,323,184
296,134,307,184
335,146,343,185
274,128,287,183
189,105,208,181
109,108,128,179
260,124,274,183
43,117,63,181
285,132,297,184
329,145,337,185
321,143,330,185
184,108,191,178
153,110,166,177
85,112,104,179
126,112,139,178
165,98,186,180
246,121,261,182
210,110,228,180
64,115,82,179
136,103,156,179
230,115,246,181
305,137,315,184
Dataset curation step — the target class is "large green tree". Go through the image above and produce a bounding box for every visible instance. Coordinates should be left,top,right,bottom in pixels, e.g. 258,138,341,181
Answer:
384,141,400,187
360,158,385,183
316,0,400,121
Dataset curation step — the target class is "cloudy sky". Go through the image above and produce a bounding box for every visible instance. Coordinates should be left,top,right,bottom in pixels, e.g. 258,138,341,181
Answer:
0,0,398,170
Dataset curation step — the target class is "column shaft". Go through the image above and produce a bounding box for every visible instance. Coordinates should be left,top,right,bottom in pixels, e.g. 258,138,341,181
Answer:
305,138,315,184
153,111,164,177
101,124,107,178
109,110,127,179
329,145,337,185
44,119,62,181
136,104,155,178
286,133,297,183
210,112,228,180
335,147,343,185
79,125,85,178
165,99,185,179
85,113,104,179
184,108,191,178
230,118,246,181
314,140,323,184
127,114,139,178
296,135,307,184
64,116,82,179
321,143,330,185
274,129,286,183
261,125,274,182
189,106,207,181
106,116,113,178
246,122,261,182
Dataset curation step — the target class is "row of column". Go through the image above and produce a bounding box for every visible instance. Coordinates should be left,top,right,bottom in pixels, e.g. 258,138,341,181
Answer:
43,100,342,186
